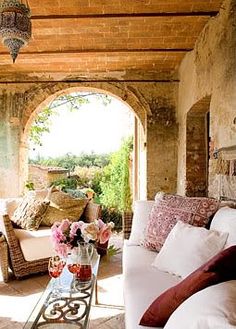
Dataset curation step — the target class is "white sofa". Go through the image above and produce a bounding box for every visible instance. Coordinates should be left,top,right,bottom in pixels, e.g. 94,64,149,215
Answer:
123,200,236,329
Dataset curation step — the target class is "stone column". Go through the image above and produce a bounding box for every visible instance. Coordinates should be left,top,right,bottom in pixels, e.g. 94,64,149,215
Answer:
146,99,178,200
0,90,24,197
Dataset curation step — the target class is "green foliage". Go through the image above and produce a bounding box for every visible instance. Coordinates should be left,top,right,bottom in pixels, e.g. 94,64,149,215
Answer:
99,137,133,212
76,152,110,168
74,166,104,194
29,92,112,146
107,245,121,257
101,207,122,230
51,176,78,190
63,189,87,199
25,181,35,191
30,108,55,146
29,137,133,227
29,152,110,172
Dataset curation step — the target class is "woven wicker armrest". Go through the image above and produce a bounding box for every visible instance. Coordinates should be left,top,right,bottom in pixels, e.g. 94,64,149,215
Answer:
122,211,133,240
0,232,9,282
2,214,49,279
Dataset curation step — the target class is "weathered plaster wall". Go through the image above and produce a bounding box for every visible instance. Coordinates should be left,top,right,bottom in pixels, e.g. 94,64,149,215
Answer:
177,0,236,198
146,84,178,198
0,81,178,199
0,90,26,197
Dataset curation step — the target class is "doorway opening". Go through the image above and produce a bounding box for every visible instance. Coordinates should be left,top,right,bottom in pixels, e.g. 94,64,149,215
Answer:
186,96,211,197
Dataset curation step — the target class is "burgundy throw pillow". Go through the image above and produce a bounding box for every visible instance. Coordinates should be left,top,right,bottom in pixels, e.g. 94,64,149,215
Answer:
140,245,236,327
142,194,219,251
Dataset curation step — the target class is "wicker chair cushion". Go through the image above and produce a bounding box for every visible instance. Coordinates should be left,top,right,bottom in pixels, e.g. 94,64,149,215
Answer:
11,197,50,230
41,191,89,226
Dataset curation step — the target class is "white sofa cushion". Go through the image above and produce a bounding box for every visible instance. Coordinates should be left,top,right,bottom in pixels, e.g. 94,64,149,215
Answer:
164,281,236,329
128,200,155,246
152,221,228,278
123,241,180,329
210,206,236,248
14,226,54,261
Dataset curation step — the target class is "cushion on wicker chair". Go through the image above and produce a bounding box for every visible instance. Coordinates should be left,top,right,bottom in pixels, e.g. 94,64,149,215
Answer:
11,196,49,230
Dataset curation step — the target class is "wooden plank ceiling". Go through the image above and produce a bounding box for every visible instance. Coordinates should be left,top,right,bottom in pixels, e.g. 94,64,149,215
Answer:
0,0,223,82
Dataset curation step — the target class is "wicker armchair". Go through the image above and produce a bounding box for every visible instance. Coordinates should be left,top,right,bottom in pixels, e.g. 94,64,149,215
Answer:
122,211,133,240
0,201,101,281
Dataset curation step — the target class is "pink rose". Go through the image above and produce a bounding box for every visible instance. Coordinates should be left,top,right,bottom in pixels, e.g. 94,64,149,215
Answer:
98,225,112,244
81,222,99,242
77,221,85,229
51,227,65,244
59,219,71,232
55,243,68,258
97,218,105,229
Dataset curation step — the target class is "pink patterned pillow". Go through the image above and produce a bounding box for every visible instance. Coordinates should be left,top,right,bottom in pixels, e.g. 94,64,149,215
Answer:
142,194,219,251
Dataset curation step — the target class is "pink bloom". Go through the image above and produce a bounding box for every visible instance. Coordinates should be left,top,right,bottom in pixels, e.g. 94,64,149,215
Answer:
59,219,71,232
55,243,68,258
51,221,61,231
97,218,105,229
98,225,112,244
70,222,81,238
77,221,85,229
81,222,99,242
51,228,65,244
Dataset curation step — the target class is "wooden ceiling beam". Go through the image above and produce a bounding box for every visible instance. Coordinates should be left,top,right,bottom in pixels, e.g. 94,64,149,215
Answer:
0,79,180,84
30,12,219,20
0,49,192,56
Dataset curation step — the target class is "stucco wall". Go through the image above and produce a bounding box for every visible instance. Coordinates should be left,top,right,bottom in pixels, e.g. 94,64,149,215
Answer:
177,0,236,198
146,84,178,198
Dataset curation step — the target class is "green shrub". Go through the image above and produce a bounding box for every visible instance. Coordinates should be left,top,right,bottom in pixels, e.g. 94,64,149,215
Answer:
51,177,78,190
99,137,133,212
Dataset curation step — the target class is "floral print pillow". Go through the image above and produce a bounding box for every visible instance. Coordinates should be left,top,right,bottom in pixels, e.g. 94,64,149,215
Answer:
142,194,220,251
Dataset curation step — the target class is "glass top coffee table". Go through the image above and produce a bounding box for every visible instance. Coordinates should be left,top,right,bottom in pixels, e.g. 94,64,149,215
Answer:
24,253,100,329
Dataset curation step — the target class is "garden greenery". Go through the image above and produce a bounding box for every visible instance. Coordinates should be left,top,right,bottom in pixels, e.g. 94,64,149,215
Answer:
99,137,133,212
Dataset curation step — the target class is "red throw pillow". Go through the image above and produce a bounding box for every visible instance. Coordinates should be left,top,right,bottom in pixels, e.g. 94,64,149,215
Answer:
139,245,236,327
142,194,219,251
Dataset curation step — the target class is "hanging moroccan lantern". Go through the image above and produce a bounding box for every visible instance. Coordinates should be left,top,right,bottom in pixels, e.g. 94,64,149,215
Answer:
0,0,31,63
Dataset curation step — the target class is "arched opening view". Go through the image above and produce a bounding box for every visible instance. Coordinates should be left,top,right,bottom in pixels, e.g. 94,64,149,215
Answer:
24,90,142,232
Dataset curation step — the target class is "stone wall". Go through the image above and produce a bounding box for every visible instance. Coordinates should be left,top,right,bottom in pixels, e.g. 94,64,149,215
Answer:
28,164,68,189
177,0,236,198
146,85,178,198
0,81,178,199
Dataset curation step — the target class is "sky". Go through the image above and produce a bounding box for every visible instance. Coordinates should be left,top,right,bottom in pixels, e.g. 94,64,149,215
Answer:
29,95,134,158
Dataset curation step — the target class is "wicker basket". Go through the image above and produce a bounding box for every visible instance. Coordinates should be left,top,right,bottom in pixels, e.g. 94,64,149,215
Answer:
0,234,9,282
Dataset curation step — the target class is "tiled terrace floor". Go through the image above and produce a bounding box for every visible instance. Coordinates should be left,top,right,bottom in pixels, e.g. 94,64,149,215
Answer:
0,233,125,329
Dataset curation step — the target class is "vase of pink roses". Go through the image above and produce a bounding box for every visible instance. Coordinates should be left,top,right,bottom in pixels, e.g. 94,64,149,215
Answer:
51,218,114,258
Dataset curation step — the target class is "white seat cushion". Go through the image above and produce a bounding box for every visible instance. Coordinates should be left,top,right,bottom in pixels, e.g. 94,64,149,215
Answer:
210,206,236,248
152,221,228,278
127,200,155,246
123,241,180,329
14,226,54,261
165,281,236,329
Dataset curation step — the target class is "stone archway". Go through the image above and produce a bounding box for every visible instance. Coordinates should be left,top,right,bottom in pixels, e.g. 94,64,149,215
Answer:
186,96,211,197
19,83,148,200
